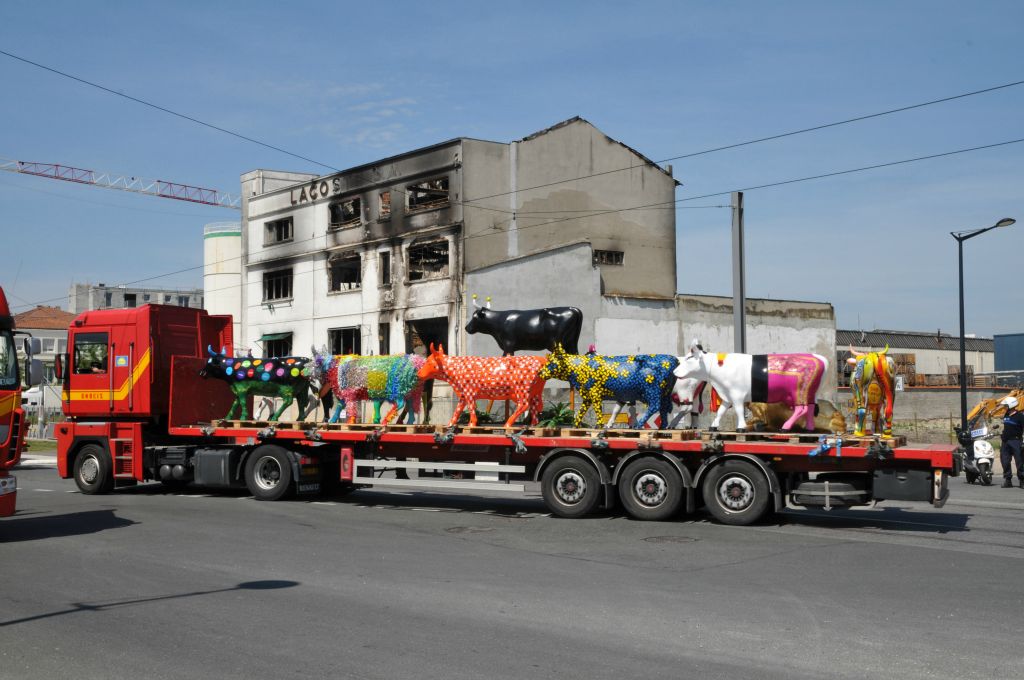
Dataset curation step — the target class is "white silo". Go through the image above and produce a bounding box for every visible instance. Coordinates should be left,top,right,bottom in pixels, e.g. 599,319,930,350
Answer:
203,222,242,343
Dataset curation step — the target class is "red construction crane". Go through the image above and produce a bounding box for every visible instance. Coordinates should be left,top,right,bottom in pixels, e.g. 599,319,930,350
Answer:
0,157,240,210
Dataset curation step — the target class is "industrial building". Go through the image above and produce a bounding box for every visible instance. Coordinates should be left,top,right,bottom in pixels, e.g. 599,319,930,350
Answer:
68,282,205,314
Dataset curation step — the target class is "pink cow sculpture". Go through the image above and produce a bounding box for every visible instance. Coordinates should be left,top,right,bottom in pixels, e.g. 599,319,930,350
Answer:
418,344,546,428
674,340,828,431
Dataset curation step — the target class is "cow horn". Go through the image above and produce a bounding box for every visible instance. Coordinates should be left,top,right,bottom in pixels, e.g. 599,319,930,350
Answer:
207,344,216,357
879,344,889,355
849,344,865,358
220,345,227,356
471,295,480,309
429,342,435,354
485,296,491,309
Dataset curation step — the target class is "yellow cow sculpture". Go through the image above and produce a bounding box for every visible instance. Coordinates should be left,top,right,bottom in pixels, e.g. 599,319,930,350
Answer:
847,345,896,437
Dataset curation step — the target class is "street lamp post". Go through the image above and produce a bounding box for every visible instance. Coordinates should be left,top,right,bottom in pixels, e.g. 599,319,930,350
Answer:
952,217,1015,448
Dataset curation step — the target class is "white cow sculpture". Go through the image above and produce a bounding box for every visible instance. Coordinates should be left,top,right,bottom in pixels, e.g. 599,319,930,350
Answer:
674,340,829,431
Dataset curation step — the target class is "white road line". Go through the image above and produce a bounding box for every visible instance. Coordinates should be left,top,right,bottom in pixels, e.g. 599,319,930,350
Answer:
310,501,337,506
32,488,54,492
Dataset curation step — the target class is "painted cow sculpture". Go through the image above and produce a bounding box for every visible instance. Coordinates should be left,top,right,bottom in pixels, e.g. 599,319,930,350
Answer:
674,341,828,431
201,346,311,421
465,299,583,355
540,345,677,429
310,349,425,424
847,345,895,436
418,344,546,427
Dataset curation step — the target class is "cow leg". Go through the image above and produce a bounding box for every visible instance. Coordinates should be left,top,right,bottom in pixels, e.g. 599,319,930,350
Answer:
710,402,731,430
781,405,804,431
447,399,468,428
329,400,344,424
384,399,402,424
505,397,530,428
271,395,293,422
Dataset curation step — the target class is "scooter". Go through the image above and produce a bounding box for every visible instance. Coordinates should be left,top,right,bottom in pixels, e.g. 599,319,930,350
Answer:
958,423,997,486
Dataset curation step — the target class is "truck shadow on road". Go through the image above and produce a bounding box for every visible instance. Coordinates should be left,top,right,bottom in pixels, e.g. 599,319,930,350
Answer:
777,506,971,533
0,580,299,628
0,509,137,543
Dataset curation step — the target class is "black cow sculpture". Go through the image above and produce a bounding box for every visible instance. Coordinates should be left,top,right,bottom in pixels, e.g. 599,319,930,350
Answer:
465,297,583,355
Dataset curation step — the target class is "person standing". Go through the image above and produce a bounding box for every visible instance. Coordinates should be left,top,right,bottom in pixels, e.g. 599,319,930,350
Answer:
999,396,1024,488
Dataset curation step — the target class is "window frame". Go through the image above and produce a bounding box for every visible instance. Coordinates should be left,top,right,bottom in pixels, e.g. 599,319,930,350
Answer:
327,253,362,294
405,176,450,213
328,326,362,355
328,196,363,230
407,239,450,282
263,267,294,302
593,249,625,266
264,216,294,246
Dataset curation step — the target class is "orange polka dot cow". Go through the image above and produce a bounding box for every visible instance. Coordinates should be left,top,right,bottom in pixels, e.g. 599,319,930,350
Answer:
418,344,546,427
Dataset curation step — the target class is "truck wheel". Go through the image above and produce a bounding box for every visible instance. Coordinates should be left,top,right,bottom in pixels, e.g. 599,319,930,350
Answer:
244,446,295,501
73,444,114,495
701,459,769,526
541,455,602,518
618,457,684,521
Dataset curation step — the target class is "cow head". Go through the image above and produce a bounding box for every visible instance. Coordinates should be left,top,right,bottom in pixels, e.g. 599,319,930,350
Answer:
309,344,332,383
464,306,496,335
200,345,229,378
672,378,707,414
674,342,710,382
418,343,447,381
539,343,571,381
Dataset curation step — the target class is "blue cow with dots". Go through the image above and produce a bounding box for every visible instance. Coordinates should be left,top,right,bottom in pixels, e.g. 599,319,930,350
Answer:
200,346,311,421
540,344,678,428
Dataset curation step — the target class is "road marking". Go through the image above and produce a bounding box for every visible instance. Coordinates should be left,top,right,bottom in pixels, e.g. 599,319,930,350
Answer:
65,490,79,493
310,501,337,506
409,507,442,512
32,488,54,492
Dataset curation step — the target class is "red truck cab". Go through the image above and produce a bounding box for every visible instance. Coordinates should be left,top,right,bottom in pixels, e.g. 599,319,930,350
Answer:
1,287,42,517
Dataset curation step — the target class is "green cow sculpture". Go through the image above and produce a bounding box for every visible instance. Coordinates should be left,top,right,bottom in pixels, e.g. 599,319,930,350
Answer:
201,346,311,421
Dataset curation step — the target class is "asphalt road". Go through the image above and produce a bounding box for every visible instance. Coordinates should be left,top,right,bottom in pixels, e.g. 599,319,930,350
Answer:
3,455,1024,680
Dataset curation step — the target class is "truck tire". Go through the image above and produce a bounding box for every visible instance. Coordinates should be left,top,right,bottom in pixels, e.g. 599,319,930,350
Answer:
73,444,114,495
541,455,602,518
701,459,769,526
617,457,684,521
244,446,295,501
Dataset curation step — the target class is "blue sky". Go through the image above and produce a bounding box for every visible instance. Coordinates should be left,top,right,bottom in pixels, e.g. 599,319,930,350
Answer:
1,1,1021,336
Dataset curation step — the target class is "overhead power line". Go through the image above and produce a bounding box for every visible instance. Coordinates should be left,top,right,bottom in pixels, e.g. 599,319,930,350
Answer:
12,134,1022,313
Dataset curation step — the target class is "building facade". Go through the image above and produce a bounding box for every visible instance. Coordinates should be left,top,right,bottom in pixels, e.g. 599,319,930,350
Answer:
68,283,205,314
835,329,995,387
13,305,75,383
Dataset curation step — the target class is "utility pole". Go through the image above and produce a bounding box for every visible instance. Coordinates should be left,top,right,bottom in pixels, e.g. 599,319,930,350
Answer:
731,191,746,353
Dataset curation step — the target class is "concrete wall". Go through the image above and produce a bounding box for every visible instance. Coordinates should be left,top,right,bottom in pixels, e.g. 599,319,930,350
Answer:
68,283,204,314
463,118,678,299
677,293,837,399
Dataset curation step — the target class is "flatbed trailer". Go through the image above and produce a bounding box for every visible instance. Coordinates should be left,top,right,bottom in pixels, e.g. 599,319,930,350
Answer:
52,304,957,526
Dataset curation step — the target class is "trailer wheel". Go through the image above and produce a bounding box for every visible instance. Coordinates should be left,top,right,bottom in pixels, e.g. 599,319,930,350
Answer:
541,455,602,518
702,459,769,526
73,444,114,495
244,446,294,501
618,457,684,521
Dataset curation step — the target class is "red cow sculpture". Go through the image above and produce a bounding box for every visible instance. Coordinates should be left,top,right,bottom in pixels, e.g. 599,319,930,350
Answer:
418,344,546,427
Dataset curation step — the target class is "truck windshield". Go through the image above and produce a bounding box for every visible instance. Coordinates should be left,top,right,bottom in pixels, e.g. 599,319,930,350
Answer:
0,331,17,389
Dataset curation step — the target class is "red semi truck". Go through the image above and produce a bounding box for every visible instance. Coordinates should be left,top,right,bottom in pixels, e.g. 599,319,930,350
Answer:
1,286,42,517
54,304,957,525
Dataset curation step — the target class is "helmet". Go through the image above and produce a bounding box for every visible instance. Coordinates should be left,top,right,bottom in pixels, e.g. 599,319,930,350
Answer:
1001,396,1019,410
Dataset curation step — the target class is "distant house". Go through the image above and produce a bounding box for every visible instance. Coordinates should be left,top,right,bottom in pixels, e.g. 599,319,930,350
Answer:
68,283,204,314
836,329,994,388
13,305,76,382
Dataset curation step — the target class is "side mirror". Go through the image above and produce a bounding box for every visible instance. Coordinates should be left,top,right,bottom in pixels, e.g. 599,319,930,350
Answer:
54,353,65,381
22,337,41,356
26,358,43,388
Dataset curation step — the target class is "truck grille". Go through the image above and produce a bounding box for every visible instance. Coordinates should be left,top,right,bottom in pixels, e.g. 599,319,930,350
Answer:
4,411,21,467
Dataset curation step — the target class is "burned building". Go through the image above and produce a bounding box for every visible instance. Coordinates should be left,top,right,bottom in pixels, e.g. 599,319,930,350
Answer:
222,117,680,363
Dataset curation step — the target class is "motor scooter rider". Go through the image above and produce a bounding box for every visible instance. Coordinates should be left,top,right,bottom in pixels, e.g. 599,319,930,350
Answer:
999,396,1024,488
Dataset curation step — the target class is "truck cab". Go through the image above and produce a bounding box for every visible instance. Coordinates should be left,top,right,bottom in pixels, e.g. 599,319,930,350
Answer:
1,286,42,517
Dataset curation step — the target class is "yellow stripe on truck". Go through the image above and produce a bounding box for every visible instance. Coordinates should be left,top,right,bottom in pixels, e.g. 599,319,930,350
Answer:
62,349,151,402
0,392,17,418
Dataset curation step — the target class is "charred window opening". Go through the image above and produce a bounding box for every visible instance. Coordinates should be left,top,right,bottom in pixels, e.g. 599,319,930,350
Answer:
329,327,361,355
378,322,390,355
379,251,391,285
329,197,362,229
406,177,449,212
408,240,449,281
124,293,137,308
378,191,391,219
328,253,362,292
263,268,293,301
264,334,293,358
265,217,293,245
593,249,624,266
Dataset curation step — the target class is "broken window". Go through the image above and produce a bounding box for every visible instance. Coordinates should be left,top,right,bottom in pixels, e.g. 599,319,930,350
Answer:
263,268,293,301
265,217,293,245
379,251,391,285
378,191,391,219
329,327,361,355
407,240,449,281
378,323,390,355
264,333,293,358
406,177,449,212
329,197,362,229
593,249,624,266
328,253,362,292
124,293,137,308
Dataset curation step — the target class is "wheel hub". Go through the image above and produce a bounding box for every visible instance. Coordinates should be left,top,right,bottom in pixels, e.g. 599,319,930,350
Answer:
80,457,99,484
719,475,754,511
555,471,586,504
254,456,282,491
634,473,667,507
